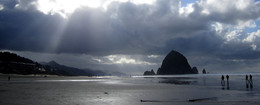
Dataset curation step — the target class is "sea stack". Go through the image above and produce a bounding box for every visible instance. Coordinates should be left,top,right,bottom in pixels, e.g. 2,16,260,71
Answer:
157,50,198,75
202,69,206,74
143,69,156,75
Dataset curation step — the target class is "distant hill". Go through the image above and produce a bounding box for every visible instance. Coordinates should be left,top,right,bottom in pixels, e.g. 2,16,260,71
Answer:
44,61,126,76
0,51,118,76
44,61,96,76
40,61,110,76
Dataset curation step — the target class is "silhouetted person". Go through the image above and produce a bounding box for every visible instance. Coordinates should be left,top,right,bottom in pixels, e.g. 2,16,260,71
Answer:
249,75,253,88
246,75,249,88
8,75,10,81
221,75,225,89
221,75,224,81
226,75,229,90
226,75,229,81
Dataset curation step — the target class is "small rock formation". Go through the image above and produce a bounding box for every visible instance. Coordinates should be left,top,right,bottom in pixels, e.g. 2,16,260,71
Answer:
143,69,156,75
202,69,206,74
157,50,198,75
191,67,199,74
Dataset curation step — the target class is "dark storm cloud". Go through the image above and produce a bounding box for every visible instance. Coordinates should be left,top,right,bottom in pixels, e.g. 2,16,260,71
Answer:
0,0,17,9
163,31,224,54
0,9,65,52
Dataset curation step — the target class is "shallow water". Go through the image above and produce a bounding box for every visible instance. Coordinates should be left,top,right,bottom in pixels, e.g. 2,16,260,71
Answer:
0,74,260,105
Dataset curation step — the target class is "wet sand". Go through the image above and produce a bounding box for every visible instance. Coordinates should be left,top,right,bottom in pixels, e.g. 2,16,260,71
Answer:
0,74,260,105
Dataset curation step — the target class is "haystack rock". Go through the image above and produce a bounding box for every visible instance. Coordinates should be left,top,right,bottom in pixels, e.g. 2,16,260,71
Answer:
157,50,198,75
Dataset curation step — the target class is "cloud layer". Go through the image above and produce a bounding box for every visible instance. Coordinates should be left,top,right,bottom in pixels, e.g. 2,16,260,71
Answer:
1,0,260,74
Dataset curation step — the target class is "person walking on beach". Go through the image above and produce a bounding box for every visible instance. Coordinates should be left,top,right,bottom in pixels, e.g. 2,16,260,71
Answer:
226,75,230,89
226,75,229,81
249,75,253,88
221,75,225,89
246,75,249,88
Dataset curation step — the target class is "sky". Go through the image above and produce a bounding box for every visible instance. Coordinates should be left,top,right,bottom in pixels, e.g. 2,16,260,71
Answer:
0,0,260,75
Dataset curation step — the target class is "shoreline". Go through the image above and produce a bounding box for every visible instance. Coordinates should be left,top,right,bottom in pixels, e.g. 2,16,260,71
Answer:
0,73,260,105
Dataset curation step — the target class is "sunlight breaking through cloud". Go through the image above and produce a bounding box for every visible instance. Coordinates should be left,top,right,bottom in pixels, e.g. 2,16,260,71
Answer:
147,55,160,58
33,0,156,18
0,4,4,10
103,55,156,65
34,0,102,18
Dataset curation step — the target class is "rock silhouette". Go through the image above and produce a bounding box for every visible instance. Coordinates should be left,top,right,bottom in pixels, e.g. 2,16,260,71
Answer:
202,69,206,74
143,69,156,75
157,50,198,75
191,67,199,74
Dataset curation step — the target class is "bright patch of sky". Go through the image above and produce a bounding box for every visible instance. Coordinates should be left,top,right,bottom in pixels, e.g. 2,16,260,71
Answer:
101,55,157,65
147,55,160,58
32,0,156,18
245,20,260,33
179,0,259,35
0,4,3,10
180,0,197,7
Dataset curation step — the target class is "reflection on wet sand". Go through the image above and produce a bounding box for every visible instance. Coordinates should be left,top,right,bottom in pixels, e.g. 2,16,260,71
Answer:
158,77,198,85
1,74,260,105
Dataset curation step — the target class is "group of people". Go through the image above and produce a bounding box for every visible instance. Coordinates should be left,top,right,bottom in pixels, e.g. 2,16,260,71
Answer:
221,75,230,89
246,75,253,88
221,74,253,89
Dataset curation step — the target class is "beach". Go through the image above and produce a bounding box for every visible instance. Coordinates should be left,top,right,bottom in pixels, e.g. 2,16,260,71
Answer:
0,74,260,105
